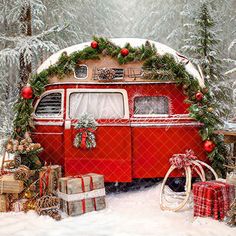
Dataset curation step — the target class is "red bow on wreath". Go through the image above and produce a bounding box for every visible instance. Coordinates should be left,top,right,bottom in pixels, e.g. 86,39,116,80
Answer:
78,128,96,149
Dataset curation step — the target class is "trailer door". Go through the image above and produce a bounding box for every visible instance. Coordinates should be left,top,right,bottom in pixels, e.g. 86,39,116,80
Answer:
64,89,132,182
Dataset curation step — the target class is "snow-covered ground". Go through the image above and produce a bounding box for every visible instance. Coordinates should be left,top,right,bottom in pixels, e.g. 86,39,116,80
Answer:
0,184,234,236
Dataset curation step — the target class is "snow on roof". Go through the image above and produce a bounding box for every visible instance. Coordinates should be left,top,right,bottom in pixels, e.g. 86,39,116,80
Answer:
37,38,205,87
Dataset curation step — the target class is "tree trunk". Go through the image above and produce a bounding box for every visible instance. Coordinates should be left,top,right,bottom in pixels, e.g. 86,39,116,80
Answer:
19,4,32,90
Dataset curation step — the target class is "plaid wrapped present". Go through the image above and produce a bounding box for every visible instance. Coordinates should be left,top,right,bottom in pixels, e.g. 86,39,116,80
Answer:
193,181,235,220
58,173,106,216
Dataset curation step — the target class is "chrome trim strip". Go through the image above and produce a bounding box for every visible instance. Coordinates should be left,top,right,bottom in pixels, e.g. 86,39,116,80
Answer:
98,122,201,127
32,132,63,135
130,122,201,127
98,123,130,127
34,121,64,126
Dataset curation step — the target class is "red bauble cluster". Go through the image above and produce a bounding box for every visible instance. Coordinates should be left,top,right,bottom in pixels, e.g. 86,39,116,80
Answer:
195,92,204,101
120,48,129,57
204,140,215,153
21,85,33,99
91,41,98,49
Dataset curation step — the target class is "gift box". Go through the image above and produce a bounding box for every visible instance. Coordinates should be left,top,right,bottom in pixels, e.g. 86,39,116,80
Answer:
12,199,28,212
0,194,8,212
0,174,24,194
39,165,62,196
193,180,235,220
58,173,106,216
0,193,19,212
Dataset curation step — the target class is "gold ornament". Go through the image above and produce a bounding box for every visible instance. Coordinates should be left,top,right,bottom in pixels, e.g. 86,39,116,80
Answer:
24,190,33,199
207,107,214,112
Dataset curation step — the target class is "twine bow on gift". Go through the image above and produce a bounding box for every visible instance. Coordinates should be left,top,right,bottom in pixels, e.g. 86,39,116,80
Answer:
169,149,197,169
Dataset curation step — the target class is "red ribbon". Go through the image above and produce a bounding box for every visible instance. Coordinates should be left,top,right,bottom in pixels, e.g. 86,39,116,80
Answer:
66,175,97,213
169,149,197,169
39,167,51,197
78,128,95,149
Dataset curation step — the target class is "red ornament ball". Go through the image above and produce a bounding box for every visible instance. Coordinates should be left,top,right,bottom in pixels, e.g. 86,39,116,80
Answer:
195,92,204,101
21,85,33,99
120,48,129,57
91,41,98,49
204,140,215,153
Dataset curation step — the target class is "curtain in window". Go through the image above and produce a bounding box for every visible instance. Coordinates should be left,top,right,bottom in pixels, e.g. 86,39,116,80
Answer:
69,92,124,119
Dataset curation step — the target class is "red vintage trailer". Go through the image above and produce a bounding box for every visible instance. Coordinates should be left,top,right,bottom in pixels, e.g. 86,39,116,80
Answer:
32,38,206,182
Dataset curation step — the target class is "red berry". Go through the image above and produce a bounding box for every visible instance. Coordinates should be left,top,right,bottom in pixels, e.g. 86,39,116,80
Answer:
21,85,33,99
91,41,98,49
195,92,204,101
204,140,215,153
120,48,129,57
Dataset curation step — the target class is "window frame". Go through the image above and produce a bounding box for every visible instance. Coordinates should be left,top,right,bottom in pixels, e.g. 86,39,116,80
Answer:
73,64,88,80
66,89,129,120
133,96,170,118
33,89,64,120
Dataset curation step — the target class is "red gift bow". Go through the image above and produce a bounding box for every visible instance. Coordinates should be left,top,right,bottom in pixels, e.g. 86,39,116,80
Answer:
39,166,51,197
169,149,197,169
78,128,96,149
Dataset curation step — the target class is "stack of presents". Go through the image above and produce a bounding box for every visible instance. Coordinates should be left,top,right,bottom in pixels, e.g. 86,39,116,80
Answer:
0,164,106,219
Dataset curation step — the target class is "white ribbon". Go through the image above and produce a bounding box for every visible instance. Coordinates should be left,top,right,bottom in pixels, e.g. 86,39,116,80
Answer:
57,188,106,202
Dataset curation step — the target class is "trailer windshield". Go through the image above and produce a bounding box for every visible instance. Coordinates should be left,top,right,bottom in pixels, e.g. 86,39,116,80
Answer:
69,92,125,119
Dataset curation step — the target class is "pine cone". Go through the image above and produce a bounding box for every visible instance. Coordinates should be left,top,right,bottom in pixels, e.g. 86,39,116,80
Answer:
41,209,61,221
97,68,115,80
14,155,22,168
14,165,30,181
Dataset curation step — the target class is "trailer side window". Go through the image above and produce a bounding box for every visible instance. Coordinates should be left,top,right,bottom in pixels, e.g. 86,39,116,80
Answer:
69,92,125,119
134,96,169,115
74,65,88,79
35,93,62,117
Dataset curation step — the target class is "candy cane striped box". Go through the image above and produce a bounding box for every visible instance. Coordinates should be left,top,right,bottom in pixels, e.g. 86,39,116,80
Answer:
58,173,106,216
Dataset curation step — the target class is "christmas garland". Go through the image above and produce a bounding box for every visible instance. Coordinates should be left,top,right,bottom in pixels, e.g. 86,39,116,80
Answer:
12,36,226,175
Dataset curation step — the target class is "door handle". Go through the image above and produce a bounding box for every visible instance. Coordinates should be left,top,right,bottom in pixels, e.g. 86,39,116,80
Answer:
64,120,71,129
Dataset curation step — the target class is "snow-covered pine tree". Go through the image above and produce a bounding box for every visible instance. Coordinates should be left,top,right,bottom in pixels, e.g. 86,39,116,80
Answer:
182,2,233,120
0,0,71,136
226,38,236,75
0,0,75,169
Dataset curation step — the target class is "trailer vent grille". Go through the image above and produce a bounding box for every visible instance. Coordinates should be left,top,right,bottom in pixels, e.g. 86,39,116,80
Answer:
93,67,124,80
35,93,62,117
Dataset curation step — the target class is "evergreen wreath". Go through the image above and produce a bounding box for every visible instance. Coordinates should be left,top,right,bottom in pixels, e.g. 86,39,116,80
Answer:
73,114,98,149
12,36,227,175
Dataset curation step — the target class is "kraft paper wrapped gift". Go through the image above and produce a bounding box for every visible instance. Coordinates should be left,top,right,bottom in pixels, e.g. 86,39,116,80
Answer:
12,199,28,212
0,174,24,194
0,194,8,212
39,165,62,195
58,173,106,216
0,193,18,212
